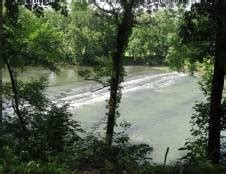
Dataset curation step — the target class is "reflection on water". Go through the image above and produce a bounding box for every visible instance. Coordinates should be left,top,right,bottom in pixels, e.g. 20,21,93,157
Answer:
3,66,204,163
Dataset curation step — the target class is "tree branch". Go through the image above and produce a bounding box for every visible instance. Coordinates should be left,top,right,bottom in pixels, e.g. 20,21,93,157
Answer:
93,0,119,24
92,84,110,93
84,77,110,93
6,62,27,132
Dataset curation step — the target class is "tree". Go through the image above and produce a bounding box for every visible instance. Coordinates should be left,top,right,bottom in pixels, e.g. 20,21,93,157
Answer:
179,58,213,164
93,0,182,146
127,8,185,65
65,2,115,65
207,0,226,163
3,1,64,131
178,0,226,163
169,3,216,74
0,0,3,152
91,0,141,146
104,1,136,146
3,1,26,131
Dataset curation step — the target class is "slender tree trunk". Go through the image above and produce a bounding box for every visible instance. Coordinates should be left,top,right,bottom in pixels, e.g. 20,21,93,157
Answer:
6,62,26,131
3,0,26,132
207,0,226,163
105,3,134,146
0,0,3,151
0,0,2,124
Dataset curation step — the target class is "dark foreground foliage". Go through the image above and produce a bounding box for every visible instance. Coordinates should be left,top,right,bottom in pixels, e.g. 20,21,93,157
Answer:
1,78,154,174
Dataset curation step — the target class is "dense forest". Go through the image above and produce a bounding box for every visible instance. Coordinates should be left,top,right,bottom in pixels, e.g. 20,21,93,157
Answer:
1,0,226,173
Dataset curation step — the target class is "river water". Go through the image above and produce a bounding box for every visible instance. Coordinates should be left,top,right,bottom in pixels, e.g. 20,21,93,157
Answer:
3,66,204,164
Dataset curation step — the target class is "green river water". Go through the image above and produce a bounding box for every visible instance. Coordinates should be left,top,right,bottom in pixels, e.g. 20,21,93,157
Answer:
3,66,204,164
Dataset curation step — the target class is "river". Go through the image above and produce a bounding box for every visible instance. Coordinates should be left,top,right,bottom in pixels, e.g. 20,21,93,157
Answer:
3,65,204,164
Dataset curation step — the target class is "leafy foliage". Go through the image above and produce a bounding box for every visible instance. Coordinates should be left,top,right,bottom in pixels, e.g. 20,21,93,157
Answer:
179,59,213,164
71,121,153,173
3,6,64,69
167,3,216,74
127,8,184,65
2,77,153,173
48,2,116,66
2,1,226,173
2,78,83,162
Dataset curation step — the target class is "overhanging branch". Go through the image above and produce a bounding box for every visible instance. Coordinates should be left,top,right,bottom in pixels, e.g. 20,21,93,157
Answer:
93,0,119,23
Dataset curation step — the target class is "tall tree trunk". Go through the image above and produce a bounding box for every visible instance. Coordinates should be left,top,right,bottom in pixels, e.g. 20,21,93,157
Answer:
207,0,226,163
0,0,2,124
0,0,3,151
6,62,26,131
3,0,26,131
105,3,134,146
